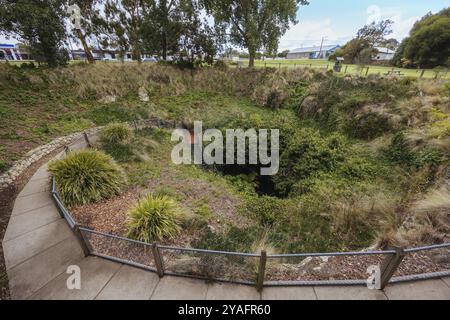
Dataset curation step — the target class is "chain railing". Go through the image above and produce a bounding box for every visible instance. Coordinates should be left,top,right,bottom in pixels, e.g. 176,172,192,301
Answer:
49,128,450,291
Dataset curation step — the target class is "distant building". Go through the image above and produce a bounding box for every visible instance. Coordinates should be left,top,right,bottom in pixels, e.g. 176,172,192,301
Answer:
372,47,396,61
286,45,340,59
71,49,152,61
0,43,24,61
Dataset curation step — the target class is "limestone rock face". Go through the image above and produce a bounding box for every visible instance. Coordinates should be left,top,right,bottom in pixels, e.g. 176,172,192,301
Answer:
138,86,149,102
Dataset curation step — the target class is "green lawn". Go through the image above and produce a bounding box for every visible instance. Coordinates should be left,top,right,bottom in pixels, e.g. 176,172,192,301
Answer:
239,59,450,80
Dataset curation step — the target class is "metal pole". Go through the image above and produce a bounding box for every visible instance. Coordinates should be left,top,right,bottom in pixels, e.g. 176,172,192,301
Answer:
152,242,165,278
74,226,91,256
256,250,267,292
380,247,405,289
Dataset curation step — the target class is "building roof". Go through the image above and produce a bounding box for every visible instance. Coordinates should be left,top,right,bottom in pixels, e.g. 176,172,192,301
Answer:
290,45,340,54
0,43,16,49
374,46,396,54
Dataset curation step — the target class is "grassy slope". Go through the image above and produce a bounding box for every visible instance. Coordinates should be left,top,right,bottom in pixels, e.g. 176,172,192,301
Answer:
1,63,448,254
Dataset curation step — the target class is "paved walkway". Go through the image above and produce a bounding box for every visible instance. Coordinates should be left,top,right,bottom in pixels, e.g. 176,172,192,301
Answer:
2,141,450,300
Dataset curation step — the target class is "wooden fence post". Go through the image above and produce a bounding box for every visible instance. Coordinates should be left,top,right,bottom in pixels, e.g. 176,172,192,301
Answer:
419,69,425,78
152,242,165,278
380,247,405,289
256,250,267,292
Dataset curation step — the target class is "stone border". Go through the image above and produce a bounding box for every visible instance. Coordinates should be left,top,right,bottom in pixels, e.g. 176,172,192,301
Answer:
0,128,99,190
0,116,177,191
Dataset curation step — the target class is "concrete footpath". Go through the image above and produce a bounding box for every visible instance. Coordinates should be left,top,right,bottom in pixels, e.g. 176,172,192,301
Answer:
2,151,450,300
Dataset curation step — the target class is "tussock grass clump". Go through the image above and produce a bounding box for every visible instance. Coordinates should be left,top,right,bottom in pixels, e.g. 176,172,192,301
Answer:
49,150,125,207
100,122,133,144
127,194,182,242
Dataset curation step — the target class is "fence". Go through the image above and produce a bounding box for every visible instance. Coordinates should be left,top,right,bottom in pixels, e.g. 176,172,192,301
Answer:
50,130,450,291
235,60,450,80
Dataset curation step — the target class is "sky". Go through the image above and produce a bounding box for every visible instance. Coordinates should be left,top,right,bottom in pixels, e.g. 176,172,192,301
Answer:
1,0,450,50
280,0,450,50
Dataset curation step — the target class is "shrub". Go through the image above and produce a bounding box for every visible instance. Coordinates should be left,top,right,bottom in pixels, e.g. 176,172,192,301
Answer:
126,194,182,242
102,142,134,162
100,122,133,144
273,130,348,196
244,195,285,226
383,132,415,166
384,133,444,169
213,59,228,70
345,112,393,140
48,150,125,207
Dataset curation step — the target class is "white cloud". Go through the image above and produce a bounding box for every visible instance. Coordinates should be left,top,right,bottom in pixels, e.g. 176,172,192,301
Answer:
279,18,352,51
366,6,419,40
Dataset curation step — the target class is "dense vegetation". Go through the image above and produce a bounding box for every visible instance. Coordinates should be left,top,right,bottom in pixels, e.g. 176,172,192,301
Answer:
1,63,449,253
393,8,450,68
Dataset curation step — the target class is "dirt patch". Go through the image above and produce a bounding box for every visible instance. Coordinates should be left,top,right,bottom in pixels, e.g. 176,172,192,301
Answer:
265,249,450,282
0,146,65,300
146,169,249,233
69,168,249,248
70,188,142,236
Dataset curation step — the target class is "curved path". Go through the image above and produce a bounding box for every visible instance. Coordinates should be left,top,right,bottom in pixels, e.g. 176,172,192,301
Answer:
2,140,450,300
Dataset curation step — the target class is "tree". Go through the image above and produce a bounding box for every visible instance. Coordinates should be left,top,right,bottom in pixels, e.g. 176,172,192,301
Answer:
67,1,109,63
337,19,393,64
105,0,146,62
0,0,69,67
139,0,224,65
278,49,290,58
356,19,393,46
203,0,309,67
383,38,399,51
393,8,450,68
140,0,185,61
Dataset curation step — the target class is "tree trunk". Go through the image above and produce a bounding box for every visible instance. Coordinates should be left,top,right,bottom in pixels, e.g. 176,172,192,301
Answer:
76,29,94,64
162,31,167,60
248,48,256,68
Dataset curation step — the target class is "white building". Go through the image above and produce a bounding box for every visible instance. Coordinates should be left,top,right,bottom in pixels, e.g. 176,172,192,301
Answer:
373,47,396,61
0,43,25,60
286,45,341,60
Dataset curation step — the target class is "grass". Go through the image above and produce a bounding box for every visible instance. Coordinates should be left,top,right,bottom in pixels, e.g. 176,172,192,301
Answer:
126,194,182,242
240,59,450,80
48,149,126,207
2,63,449,253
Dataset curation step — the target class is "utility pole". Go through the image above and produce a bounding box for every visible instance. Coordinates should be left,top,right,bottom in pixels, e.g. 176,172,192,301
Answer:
318,37,325,59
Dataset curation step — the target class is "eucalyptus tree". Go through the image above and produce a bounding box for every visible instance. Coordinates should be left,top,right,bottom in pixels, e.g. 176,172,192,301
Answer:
104,0,146,62
67,0,107,63
140,0,225,63
202,0,309,67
